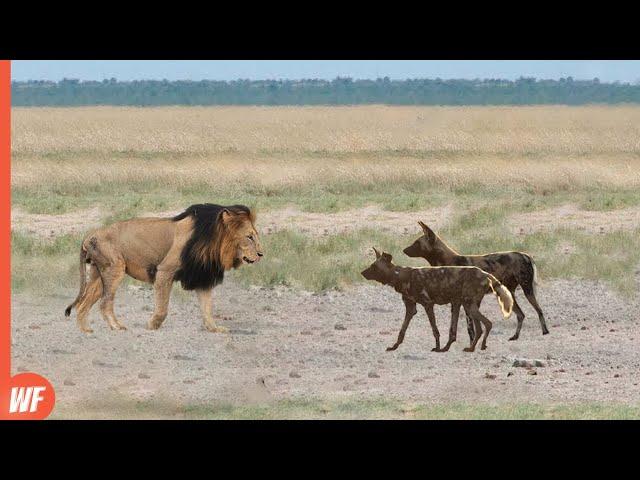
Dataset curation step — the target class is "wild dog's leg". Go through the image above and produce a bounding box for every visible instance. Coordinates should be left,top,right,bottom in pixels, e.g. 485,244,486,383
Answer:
75,265,102,333
522,287,549,336
509,292,526,341
99,261,127,330
197,288,229,333
424,303,441,352
386,297,417,352
462,304,484,352
439,302,460,352
466,303,493,351
147,270,174,330
465,313,475,344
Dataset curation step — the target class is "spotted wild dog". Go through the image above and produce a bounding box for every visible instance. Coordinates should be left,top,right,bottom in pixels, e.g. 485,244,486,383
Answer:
361,248,513,353
403,221,548,341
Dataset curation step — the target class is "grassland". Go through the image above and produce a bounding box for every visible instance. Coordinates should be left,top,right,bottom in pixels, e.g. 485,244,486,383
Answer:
11,106,640,294
50,396,640,420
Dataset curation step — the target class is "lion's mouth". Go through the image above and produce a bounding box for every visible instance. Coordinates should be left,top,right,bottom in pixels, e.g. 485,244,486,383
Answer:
243,257,255,264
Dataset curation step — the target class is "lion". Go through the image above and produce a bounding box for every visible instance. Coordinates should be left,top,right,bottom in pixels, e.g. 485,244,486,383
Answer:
64,204,263,333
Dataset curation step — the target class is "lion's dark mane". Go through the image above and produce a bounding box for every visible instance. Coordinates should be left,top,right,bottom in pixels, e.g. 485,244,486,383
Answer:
172,203,251,291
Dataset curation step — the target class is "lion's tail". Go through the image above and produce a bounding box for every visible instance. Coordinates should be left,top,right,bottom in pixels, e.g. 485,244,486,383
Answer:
65,246,88,317
487,275,513,320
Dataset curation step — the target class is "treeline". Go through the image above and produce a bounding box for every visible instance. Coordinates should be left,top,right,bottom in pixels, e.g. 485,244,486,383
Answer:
11,77,640,106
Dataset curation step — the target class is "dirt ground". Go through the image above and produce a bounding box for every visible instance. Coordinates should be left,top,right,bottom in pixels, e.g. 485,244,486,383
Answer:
11,271,640,417
12,203,640,239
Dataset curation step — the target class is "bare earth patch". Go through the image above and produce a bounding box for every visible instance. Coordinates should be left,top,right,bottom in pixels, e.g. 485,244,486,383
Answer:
11,205,453,239
11,274,640,419
149,205,453,237
12,203,640,240
11,206,104,239
509,204,640,235
259,206,453,236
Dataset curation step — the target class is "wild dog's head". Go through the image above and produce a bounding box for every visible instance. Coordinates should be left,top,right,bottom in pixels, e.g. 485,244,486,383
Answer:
361,247,395,284
403,221,439,261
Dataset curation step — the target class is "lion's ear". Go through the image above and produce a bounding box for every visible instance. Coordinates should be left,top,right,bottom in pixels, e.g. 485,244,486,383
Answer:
221,209,233,224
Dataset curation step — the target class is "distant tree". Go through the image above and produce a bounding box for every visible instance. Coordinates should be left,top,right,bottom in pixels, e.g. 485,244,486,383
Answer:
10,77,640,106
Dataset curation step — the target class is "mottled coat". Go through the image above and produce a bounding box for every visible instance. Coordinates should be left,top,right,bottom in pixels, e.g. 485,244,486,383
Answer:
361,248,513,353
403,221,548,340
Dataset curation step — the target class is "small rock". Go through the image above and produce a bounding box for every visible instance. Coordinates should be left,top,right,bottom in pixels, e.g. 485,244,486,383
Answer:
289,371,301,378
334,324,346,331
300,330,313,335
368,371,380,378
63,379,75,386
402,354,427,361
614,374,621,378
92,359,121,368
609,329,616,332
580,326,588,330
229,329,257,335
527,370,538,376
507,372,514,377
172,355,196,361
138,373,150,379
484,373,497,380
513,358,546,368
183,379,195,384
28,324,41,330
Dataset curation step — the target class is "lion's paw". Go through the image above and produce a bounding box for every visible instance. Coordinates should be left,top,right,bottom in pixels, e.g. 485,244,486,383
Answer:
205,324,229,333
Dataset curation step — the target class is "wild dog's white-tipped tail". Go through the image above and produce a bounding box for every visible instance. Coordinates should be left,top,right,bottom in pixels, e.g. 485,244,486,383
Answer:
532,260,539,297
488,277,513,319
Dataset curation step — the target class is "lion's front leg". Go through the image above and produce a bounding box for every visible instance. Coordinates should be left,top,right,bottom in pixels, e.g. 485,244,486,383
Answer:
147,271,174,330
197,288,229,333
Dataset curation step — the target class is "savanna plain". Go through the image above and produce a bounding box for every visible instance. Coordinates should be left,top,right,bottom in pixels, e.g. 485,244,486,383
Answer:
10,106,640,419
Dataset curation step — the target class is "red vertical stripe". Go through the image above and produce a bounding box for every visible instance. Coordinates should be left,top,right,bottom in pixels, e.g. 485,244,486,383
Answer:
0,60,10,385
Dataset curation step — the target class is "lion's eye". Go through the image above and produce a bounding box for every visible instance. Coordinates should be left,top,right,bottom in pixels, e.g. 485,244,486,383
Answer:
248,235,254,241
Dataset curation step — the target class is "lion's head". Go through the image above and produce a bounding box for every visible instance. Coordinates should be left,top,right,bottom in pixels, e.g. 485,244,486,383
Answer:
219,207,264,269
173,203,263,291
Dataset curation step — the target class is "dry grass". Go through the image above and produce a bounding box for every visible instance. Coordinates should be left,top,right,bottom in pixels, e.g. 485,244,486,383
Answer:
12,106,640,204
11,106,640,293
12,105,640,155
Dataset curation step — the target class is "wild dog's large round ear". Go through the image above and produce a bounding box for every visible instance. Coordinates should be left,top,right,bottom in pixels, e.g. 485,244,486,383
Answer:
381,251,393,262
418,221,435,241
372,247,382,259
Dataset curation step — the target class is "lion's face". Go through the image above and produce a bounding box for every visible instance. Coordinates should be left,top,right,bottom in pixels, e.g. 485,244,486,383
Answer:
222,209,264,268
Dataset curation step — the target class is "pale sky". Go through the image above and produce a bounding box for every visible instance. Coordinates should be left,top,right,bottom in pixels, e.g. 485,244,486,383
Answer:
11,60,640,83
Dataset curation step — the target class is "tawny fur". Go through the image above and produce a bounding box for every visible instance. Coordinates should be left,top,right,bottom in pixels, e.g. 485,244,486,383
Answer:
65,204,263,333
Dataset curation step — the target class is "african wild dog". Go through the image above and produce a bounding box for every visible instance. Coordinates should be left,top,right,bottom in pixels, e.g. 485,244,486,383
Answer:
361,248,513,353
403,221,548,341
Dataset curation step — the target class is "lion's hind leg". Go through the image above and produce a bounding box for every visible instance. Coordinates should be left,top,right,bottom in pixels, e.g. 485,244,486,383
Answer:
76,265,103,333
99,261,127,331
